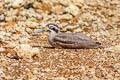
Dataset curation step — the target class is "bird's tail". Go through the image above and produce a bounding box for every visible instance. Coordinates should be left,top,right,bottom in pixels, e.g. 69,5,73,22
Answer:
98,45,104,48
94,42,104,48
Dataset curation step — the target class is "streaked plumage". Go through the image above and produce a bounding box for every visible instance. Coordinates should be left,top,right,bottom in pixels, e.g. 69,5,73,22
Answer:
46,23,104,49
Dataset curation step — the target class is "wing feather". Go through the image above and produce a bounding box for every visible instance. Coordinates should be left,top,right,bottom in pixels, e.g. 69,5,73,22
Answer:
53,33,93,44
52,33,103,49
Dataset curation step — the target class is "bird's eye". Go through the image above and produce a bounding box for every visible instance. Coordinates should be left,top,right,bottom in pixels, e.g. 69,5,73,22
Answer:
53,27,55,30
51,27,55,30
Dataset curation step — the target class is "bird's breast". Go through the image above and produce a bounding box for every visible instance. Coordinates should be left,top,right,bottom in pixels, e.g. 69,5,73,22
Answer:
48,34,56,47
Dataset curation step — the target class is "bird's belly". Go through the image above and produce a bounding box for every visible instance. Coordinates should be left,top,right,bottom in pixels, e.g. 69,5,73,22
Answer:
60,43,83,49
48,37,58,48
55,42,95,49
48,38,53,45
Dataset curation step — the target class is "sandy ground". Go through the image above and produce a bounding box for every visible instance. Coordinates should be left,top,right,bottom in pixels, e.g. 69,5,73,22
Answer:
0,0,120,80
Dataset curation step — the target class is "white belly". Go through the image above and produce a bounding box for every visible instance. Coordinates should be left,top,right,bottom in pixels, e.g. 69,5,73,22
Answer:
48,35,56,47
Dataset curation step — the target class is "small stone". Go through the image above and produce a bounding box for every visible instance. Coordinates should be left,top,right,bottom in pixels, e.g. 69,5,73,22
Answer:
0,35,3,40
81,13,87,19
27,72,33,79
32,48,39,54
44,68,51,72
106,24,113,30
32,62,40,65
52,5,64,14
60,0,69,6
65,4,79,16
0,7,3,15
105,47,114,52
14,44,39,59
42,1,52,11
87,1,97,6
33,68,39,74
10,56,19,60
25,28,33,34
24,21,39,29
7,42,17,49
58,14,73,20
33,2,42,9
114,45,120,51
0,47,5,52
72,0,84,7
44,72,54,79
12,0,25,8
19,38,30,44
24,3,33,9
54,77,67,80
73,28,82,33
34,29,45,33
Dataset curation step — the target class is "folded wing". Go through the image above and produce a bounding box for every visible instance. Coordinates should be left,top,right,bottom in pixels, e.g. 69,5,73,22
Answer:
53,33,103,49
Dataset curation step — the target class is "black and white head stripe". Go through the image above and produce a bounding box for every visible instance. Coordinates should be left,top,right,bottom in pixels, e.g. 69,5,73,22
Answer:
46,23,59,28
46,23,60,33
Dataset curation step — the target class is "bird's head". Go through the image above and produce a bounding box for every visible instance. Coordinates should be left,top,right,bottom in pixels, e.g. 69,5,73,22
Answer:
46,23,60,33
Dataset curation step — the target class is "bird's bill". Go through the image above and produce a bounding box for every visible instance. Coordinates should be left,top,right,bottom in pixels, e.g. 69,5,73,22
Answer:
43,26,49,32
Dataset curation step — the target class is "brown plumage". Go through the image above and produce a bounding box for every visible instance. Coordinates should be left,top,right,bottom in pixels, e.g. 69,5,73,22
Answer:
46,23,104,49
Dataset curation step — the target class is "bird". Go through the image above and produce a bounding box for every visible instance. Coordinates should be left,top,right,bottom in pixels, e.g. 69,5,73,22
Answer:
46,23,104,49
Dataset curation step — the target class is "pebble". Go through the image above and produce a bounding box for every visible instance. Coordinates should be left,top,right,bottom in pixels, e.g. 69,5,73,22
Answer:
114,45,120,51
25,28,33,34
65,4,79,16
58,14,73,20
14,44,39,59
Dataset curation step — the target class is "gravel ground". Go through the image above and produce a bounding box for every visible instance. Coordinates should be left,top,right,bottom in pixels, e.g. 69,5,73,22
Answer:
0,0,120,80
